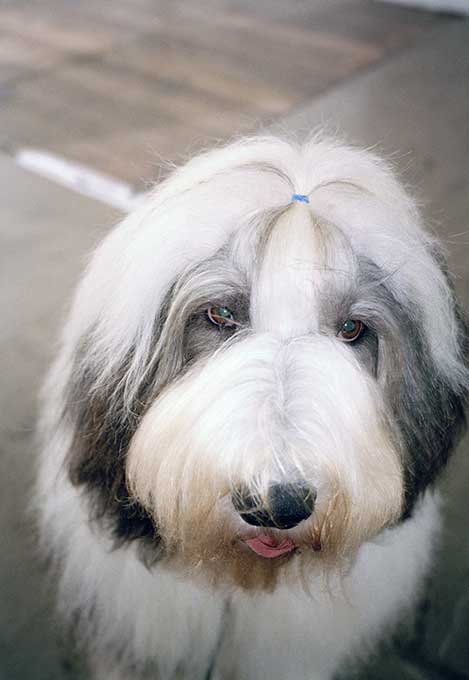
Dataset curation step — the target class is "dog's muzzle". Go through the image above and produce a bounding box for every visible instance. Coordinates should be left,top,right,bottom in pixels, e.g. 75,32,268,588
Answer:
232,482,316,530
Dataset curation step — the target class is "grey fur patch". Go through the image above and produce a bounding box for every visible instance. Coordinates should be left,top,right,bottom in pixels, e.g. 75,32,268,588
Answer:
65,253,250,552
292,221,468,516
350,257,468,516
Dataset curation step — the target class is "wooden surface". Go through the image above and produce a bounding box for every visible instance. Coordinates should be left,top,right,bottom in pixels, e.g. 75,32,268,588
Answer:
0,0,453,187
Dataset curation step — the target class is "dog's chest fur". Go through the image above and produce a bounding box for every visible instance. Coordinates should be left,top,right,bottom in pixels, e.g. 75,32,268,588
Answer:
72,490,438,680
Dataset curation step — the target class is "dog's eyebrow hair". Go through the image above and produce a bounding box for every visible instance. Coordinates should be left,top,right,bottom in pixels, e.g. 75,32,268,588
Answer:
313,178,374,196
239,161,294,186
355,256,402,288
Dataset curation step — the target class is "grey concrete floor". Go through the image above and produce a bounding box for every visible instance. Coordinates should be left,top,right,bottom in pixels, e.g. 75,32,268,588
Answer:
0,0,450,185
1,19,469,680
0,158,119,680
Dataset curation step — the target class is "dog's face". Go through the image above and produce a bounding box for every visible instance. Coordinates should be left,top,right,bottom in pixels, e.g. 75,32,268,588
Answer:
63,137,467,590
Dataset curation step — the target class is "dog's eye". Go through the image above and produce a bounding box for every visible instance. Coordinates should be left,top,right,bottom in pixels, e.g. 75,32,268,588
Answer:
338,319,365,342
207,306,238,328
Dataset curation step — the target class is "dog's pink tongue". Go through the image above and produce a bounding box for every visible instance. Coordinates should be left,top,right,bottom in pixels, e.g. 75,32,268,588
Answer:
245,534,296,558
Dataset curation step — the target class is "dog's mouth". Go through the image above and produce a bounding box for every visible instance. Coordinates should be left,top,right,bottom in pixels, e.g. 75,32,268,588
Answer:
243,533,298,558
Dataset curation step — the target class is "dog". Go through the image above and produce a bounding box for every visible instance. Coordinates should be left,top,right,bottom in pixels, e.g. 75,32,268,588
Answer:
36,134,468,679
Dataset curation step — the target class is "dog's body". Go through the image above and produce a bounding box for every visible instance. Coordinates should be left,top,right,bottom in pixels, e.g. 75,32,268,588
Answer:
37,135,467,679
40,475,439,679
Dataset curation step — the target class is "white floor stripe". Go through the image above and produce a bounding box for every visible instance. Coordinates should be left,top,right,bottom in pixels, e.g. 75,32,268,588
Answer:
376,0,469,12
15,148,149,213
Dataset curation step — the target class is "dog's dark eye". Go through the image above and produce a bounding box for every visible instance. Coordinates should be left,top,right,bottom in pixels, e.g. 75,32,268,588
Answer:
207,306,238,329
338,319,365,342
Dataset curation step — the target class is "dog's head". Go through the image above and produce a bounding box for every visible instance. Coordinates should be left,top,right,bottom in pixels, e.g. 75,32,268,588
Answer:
59,136,468,589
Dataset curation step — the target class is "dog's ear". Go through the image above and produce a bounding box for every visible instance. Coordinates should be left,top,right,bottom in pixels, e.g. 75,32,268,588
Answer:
65,338,160,551
64,285,184,554
396,252,469,517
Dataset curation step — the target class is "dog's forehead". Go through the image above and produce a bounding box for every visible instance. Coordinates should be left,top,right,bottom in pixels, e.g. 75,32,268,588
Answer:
72,136,463,393
222,202,359,334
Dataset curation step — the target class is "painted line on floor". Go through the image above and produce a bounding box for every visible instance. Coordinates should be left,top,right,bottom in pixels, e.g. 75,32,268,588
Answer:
15,148,149,213
375,0,469,13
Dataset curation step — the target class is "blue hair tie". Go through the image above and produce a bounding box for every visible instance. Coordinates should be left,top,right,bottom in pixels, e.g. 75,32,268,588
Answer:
292,193,310,204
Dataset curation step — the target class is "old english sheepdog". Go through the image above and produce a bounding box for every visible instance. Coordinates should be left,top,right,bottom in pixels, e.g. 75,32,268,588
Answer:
36,135,468,679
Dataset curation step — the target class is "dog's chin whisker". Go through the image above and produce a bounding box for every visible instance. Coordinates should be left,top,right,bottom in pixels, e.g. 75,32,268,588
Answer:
36,133,468,680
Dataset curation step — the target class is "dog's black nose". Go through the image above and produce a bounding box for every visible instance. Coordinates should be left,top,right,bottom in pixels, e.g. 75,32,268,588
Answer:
232,482,316,530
